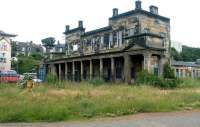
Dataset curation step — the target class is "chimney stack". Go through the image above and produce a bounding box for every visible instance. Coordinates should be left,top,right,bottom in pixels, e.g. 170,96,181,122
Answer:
65,25,70,31
113,8,118,17
150,5,158,15
135,0,142,10
78,20,83,28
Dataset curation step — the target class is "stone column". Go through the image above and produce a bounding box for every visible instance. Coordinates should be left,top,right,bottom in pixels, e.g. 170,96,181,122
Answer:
143,53,152,73
100,58,103,80
81,61,84,81
124,54,131,84
59,64,62,81
90,60,93,80
72,61,75,81
183,69,186,78
65,62,68,80
159,56,165,76
51,64,56,76
111,57,115,82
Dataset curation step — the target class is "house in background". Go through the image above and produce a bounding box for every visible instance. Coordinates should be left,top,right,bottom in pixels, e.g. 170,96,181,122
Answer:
172,60,200,78
0,31,17,71
13,41,44,56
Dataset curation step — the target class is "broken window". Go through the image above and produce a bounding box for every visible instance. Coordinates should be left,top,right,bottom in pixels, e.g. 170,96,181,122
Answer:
104,34,109,49
128,28,135,36
116,60,123,79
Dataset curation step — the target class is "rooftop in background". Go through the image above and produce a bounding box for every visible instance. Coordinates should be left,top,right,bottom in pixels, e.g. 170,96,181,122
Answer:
172,60,200,67
0,31,17,37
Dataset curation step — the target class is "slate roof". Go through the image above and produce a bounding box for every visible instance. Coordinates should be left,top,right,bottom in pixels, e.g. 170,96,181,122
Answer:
109,9,170,22
83,26,112,37
172,60,200,67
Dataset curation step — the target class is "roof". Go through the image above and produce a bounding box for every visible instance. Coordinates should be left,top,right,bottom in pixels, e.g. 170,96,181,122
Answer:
109,9,170,22
172,60,200,67
0,31,17,37
83,26,112,37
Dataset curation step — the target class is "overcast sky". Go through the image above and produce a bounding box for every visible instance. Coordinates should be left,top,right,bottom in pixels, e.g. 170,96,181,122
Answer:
0,0,199,47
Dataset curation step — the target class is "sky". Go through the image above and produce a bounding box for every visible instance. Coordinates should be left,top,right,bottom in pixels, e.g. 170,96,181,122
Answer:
0,0,200,47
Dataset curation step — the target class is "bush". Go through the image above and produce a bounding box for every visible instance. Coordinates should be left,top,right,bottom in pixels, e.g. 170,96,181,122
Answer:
163,63,175,79
136,70,180,89
135,70,158,85
46,73,58,84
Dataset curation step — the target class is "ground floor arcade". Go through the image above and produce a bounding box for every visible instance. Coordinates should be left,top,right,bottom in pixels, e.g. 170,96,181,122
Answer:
45,50,166,83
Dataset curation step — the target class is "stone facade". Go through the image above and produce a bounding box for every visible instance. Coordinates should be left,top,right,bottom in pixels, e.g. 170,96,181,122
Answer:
45,0,171,83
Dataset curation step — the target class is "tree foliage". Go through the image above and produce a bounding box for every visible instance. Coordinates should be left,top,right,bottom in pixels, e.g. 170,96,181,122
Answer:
41,37,55,48
12,54,43,74
171,46,200,61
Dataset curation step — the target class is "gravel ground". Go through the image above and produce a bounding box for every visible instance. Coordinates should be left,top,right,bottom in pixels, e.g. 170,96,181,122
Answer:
1,110,200,127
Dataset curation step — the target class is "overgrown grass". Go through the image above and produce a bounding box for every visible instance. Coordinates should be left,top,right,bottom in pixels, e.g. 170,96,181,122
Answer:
179,78,200,88
0,79,200,122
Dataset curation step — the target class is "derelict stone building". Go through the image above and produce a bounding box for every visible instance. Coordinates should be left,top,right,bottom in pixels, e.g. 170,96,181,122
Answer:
45,0,171,83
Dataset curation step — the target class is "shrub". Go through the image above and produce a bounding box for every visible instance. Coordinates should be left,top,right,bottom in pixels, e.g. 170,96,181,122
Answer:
136,70,157,85
46,73,58,84
136,70,180,89
163,63,175,79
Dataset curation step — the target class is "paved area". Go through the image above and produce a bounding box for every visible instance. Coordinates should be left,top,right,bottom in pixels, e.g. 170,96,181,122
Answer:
1,110,200,127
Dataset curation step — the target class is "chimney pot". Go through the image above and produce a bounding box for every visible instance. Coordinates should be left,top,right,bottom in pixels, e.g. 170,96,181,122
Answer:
78,21,83,28
135,0,142,10
113,8,118,17
65,25,70,31
150,5,158,14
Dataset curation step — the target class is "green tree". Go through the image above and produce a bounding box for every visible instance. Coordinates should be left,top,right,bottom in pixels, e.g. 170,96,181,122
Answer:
180,46,200,61
41,37,56,53
171,46,200,61
12,55,40,74
171,47,182,61
31,53,44,61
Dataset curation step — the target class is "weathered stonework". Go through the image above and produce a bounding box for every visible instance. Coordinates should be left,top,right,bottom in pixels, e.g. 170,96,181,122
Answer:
45,0,171,83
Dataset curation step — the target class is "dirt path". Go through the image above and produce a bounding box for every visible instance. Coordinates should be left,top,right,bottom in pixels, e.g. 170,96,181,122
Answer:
1,110,200,127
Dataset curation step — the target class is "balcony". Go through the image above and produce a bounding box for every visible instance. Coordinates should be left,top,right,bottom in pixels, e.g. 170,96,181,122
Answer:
47,33,166,61
124,33,166,50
